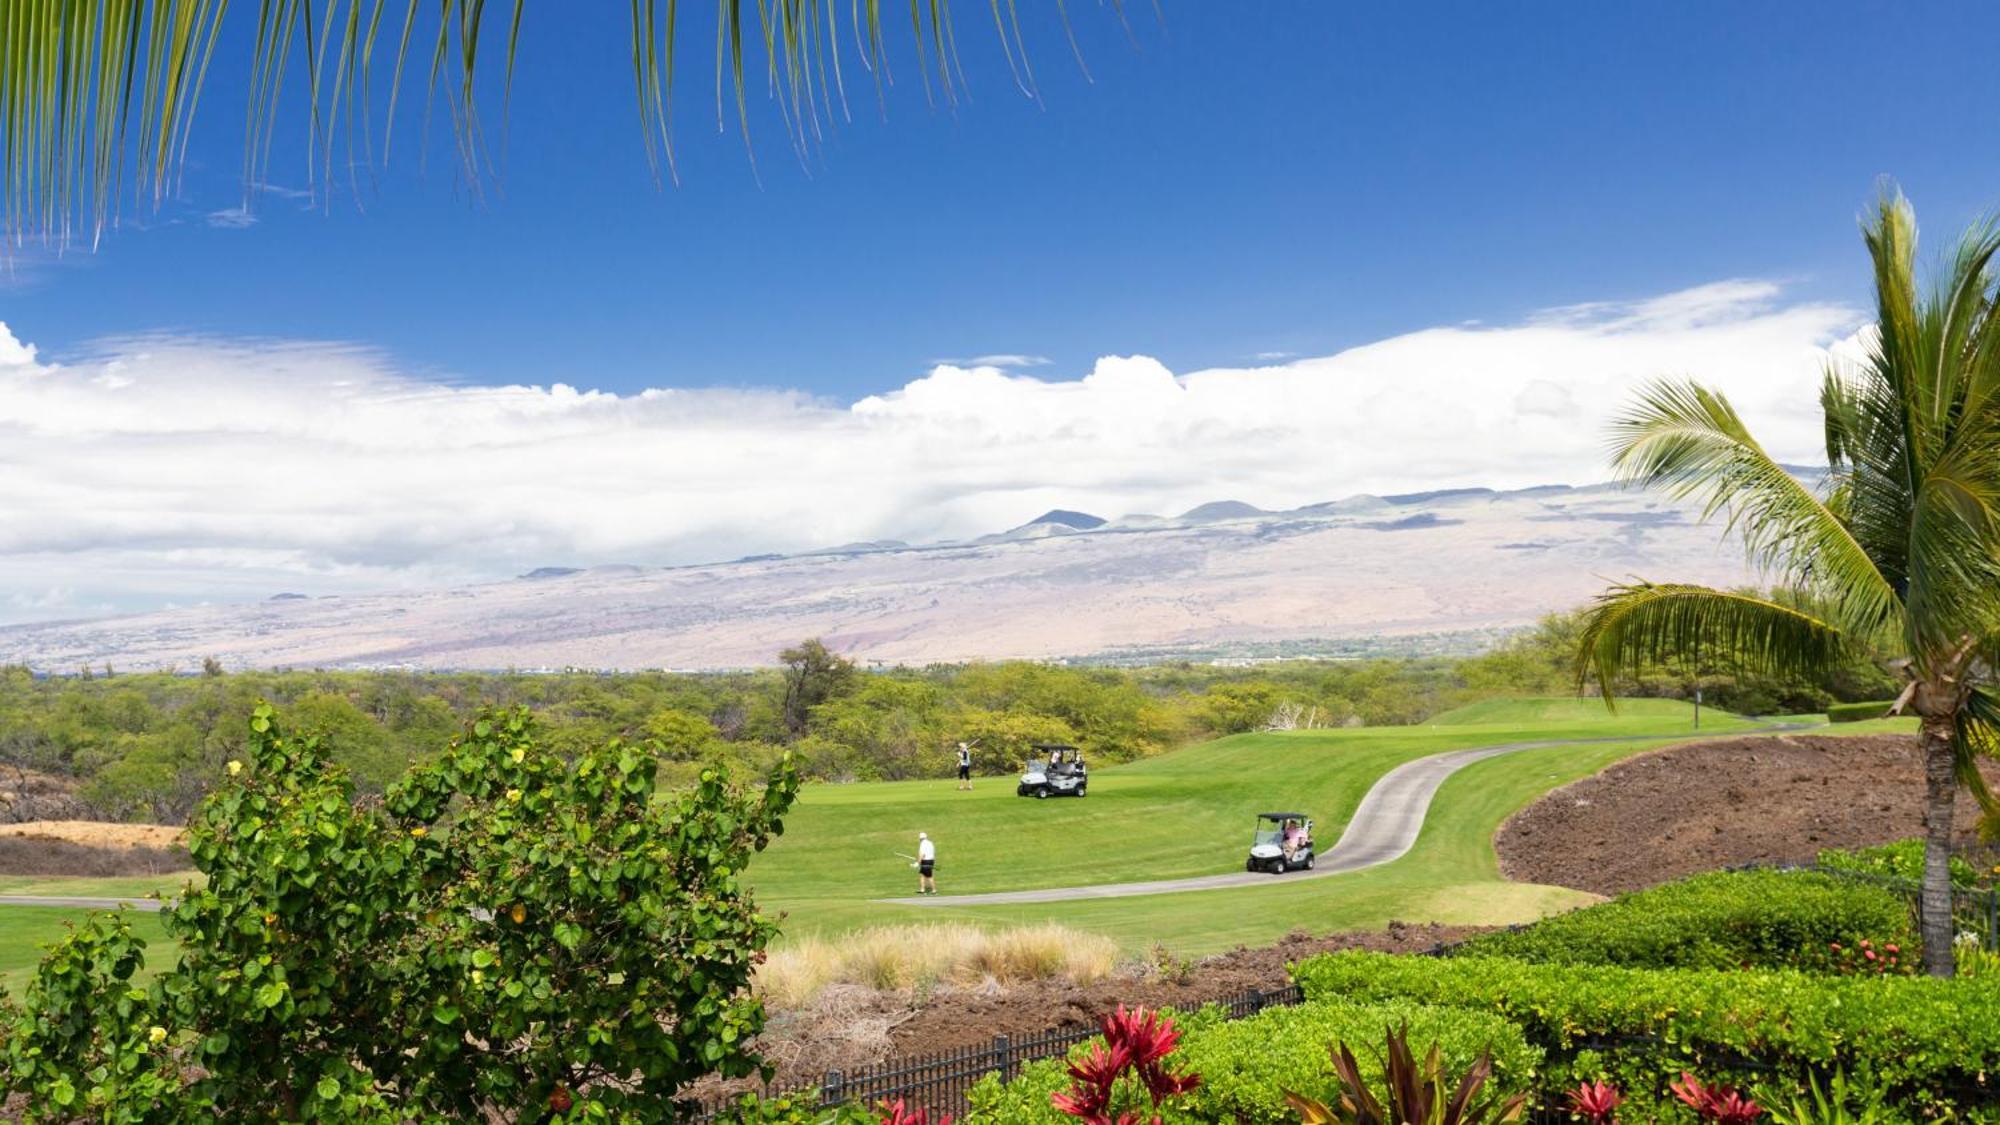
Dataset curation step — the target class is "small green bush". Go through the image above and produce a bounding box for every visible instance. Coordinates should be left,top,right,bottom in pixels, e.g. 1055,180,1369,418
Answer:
1828,700,1896,723
1,911,185,1123
1818,838,1981,890
964,999,1538,1125
1292,951,2000,1115
3,705,801,1121
1176,1000,1538,1125
1455,869,1915,971
708,1090,879,1124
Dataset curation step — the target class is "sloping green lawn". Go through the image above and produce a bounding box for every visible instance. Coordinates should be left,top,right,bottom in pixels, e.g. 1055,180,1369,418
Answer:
753,700,1758,901
750,699,1774,945
0,908,172,994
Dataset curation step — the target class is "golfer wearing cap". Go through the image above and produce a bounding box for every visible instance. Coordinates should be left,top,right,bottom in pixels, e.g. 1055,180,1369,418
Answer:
916,831,937,894
955,740,978,791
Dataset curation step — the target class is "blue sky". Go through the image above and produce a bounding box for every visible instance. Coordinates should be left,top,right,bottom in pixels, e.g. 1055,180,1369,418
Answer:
10,2,2000,396
3,2,2000,619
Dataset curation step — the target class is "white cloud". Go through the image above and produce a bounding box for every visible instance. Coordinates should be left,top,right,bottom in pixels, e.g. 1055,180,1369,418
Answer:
252,182,314,202
0,282,1863,620
929,353,1051,369
205,207,258,229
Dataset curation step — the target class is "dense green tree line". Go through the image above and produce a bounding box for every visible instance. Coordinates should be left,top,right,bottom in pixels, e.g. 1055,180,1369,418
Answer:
0,600,1895,824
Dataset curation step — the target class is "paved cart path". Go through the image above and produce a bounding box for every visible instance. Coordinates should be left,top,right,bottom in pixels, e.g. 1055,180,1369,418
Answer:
882,725,1803,907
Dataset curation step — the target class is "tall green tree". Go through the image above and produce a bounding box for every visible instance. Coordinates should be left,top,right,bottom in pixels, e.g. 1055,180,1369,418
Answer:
1576,191,2000,976
777,637,857,737
0,1,1118,249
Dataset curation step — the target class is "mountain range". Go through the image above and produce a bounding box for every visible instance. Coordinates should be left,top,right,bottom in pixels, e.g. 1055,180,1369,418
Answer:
0,483,1758,671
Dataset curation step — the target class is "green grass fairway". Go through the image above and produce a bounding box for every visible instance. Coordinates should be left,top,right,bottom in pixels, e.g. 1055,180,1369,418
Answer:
0,908,171,994
0,873,197,899
750,698,1767,948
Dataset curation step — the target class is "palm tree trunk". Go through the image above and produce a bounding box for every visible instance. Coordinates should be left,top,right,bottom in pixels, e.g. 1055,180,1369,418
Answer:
1920,716,1958,977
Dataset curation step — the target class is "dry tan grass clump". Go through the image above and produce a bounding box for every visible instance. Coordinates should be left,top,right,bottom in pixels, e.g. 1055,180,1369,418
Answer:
757,923,1120,1009
0,821,186,849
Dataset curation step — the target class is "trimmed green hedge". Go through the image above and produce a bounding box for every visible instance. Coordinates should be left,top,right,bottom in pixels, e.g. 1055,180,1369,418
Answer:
1292,951,2000,1116
1828,700,1897,723
965,999,1538,1125
1819,838,1981,890
1454,869,1916,971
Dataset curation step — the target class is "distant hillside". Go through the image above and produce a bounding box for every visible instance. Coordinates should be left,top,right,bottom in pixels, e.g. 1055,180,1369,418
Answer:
1179,500,1267,523
1020,509,1106,531
0,482,1755,671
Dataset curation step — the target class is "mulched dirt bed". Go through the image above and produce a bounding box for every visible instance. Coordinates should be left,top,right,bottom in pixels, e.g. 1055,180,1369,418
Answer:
883,921,1479,1057
1496,733,2000,896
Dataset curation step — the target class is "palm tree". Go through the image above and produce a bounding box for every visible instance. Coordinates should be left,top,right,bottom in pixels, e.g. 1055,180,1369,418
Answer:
0,1,1113,249
1577,191,2000,977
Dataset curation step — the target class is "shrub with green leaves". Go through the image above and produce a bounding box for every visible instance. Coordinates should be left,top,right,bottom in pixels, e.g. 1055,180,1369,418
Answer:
1,911,182,1123
1817,838,1981,890
965,1000,1538,1125
3,703,799,1121
1454,869,1915,971
1180,1002,1537,1125
1293,951,2000,1116
708,1089,883,1124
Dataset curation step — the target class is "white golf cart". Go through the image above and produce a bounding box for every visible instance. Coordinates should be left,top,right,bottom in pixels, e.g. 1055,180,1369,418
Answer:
1246,812,1315,873
1016,743,1088,799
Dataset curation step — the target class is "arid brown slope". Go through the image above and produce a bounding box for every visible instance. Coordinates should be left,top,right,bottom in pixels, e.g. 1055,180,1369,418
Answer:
1497,734,1998,895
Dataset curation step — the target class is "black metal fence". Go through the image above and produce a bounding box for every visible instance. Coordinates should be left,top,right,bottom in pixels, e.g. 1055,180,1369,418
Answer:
684,983,1305,1122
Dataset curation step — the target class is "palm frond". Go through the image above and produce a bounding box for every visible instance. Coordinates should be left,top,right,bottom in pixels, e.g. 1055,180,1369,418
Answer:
0,0,228,248
2,0,1109,248
1836,193,2000,662
1953,685,2000,817
1862,189,1931,498
1575,583,1853,703
1821,365,1868,471
1904,454,2000,656
1606,377,1900,637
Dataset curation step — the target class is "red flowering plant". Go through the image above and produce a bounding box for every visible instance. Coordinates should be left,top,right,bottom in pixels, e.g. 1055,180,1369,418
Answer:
1566,1079,1624,1124
1818,938,1913,976
878,1097,950,1125
1050,1005,1202,1125
1671,1073,1761,1124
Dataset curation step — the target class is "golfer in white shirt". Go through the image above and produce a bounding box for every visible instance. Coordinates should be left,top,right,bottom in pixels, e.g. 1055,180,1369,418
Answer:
916,832,937,894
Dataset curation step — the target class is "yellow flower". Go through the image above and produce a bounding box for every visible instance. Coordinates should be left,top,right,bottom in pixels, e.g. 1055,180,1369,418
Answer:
505,788,522,803
509,747,526,764
410,826,427,838
470,969,485,986
226,760,243,776
147,1026,167,1044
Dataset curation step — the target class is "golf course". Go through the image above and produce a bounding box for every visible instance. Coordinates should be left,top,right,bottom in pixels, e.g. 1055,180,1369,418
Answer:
0,697,1918,989
749,698,1832,951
